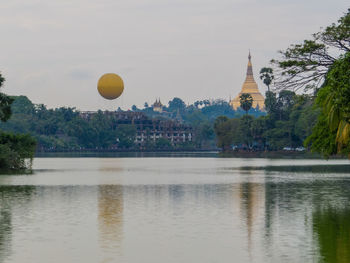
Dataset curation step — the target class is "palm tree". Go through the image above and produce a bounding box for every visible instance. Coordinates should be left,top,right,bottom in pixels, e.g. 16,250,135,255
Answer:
260,67,274,113
259,67,274,92
240,93,253,115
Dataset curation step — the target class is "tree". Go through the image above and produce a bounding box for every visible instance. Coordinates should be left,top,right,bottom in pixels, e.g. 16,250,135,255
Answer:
271,9,350,157
277,90,296,121
305,53,350,157
195,121,214,148
265,91,277,116
214,116,239,151
155,138,172,149
251,116,267,149
239,93,253,114
259,67,274,92
0,74,14,122
200,100,236,120
271,9,350,91
203,100,210,107
260,67,274,113
168,97,186,112
214,116,229,130
0,74,36,169
116,124,136,149
238,115,254,148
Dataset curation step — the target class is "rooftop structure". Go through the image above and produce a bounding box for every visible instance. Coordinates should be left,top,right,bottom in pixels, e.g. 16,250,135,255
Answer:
152,98,163,113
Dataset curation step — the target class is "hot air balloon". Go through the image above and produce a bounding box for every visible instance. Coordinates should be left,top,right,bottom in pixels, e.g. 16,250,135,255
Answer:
97,73,124,100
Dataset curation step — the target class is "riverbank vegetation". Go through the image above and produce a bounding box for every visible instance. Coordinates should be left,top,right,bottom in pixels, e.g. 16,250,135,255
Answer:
2,9,348,157
0,94,266,152
274,8,350,158
214,9,350,158
214,92,318,152
0,74,36,170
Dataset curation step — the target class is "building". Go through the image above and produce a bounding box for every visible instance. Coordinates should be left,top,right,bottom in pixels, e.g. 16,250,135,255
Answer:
79,111,194,148
114,112,193,147
230,52,265,110
152,98,163,113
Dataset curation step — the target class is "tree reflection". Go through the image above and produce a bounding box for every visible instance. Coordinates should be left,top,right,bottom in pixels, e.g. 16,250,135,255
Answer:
262,177,350,261
0,186,34,263
313,207,350,263
0,207,11,263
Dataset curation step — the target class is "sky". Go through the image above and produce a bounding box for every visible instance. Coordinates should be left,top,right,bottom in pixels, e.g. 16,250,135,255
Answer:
0,0,349,111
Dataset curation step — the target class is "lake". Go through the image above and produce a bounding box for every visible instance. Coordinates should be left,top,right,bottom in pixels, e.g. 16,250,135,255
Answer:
0,156,349,263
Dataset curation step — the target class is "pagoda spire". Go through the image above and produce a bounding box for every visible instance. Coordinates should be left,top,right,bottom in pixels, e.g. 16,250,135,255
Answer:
229,50,265,111
242,51,258,90
246,51,254,79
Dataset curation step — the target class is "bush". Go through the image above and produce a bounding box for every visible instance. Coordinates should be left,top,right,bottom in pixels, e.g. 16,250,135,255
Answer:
0,132,36,170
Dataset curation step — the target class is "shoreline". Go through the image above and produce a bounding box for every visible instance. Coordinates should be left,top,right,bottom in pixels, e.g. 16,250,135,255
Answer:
34,150,347,159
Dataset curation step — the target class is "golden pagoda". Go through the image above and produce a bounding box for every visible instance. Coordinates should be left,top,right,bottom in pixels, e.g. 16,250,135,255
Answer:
230,52,265,110
152,98,163,113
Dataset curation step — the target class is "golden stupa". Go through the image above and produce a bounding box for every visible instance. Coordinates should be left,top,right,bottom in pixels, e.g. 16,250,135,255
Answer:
230,52,265,110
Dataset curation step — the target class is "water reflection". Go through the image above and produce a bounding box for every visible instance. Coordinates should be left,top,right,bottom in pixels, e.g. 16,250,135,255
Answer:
239,181,265,260
0,197,11,263
313,207,350,263
0,186,35,263
0,158,349,262
98,185,124,262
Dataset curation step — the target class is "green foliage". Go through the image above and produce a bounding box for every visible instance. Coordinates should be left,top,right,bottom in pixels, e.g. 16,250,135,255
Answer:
194,121,215,149
238,115,254,146
259,67,274,91
214,116,239,151
116,124,136,149
272,9,350,91
155,137,172,149
270,8,350,158
0,93,14,122
137,97,264,123
313,207,350,263
264,91,277,116
239,93,253,114
0,74,36,170
167,97,186,112
214,93,317,152
200,100,237,120
305,53,350,157
0,74,14,122
0,132,36,169
2,94,265,152
304,113,337,158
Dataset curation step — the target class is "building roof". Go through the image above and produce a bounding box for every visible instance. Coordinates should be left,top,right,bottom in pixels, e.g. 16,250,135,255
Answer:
153,98,163,108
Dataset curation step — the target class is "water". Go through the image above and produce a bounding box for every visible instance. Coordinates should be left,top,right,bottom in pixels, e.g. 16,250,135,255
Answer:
0,157,350,263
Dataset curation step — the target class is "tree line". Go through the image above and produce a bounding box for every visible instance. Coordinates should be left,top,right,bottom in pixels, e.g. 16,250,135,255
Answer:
214,91,318,151
214,8,350,158
0,93,268,152
0,75,36,170
1,8,348,160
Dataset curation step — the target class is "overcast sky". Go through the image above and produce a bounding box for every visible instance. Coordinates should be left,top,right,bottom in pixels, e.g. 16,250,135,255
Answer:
0,0,348,110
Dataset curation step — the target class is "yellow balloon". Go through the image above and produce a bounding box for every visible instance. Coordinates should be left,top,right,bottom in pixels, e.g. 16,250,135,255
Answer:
97,73,124,100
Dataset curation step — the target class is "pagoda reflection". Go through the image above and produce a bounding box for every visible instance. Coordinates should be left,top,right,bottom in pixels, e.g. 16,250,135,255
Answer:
98,185,124,258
